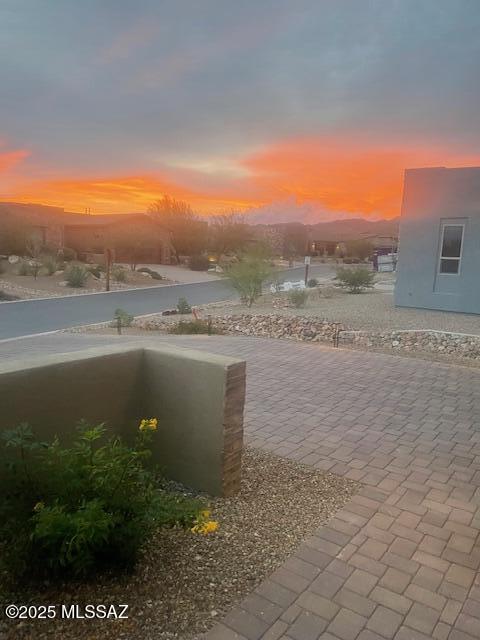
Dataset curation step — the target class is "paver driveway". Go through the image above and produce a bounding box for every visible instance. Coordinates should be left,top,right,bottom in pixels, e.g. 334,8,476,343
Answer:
2,334,480,640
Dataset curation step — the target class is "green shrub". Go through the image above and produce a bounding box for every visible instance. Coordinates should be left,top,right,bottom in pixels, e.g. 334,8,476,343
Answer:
189,255,210,271
17,260,32,276
42,257,58,276
137,267,163,280
168,320,221,335
334,266,376,293
65,265,88,288
112,266,128,283
288,289,308,308
112,308,134,333
307,278,319,288
0,421,204,580
177,297,192,314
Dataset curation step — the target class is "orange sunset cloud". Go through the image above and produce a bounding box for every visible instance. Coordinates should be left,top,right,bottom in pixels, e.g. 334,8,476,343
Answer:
4,136,480,219
0,146,30,173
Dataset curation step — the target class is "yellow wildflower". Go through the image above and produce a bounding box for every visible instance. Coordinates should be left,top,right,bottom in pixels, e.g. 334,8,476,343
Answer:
139,418,158,432
191,520,219,534
33,501,45,512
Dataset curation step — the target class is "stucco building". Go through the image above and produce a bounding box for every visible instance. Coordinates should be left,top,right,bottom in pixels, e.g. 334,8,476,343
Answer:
0,203,172,264
395,167,480,314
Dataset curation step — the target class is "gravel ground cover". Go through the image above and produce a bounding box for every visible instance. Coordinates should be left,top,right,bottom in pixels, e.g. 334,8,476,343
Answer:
204,289,480,334
0,270,174,300
1,447,357,640
76,287,479,335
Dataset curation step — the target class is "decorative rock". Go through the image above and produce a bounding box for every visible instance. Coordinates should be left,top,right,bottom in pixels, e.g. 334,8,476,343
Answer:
132,313,480,362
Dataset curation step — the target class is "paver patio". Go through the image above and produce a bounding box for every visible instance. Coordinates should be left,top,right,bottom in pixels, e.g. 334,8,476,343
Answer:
1,333,480,639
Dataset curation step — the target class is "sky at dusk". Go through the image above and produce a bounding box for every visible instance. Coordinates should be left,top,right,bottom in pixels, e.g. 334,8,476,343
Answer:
1,0,480,220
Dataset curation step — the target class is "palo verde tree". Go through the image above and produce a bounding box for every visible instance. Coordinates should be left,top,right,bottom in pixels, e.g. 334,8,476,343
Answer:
225,249,274,307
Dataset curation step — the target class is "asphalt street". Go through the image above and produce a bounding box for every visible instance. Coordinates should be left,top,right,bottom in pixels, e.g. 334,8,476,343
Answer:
0,265,333,340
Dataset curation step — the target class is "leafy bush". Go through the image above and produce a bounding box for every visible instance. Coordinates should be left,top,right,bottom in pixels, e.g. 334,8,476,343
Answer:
137,267,163,280
112,308,134,333
177,297,192,314
168,320,221,335
65,265,88,288
288,289,308,308
112,266,128,283
189,255,210,271
225,254,273,307
334,266,376,293
307,278,319,288
0,421,204,580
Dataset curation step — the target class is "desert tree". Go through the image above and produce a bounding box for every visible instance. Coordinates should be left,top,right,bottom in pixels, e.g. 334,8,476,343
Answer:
209,211,252,257
148,196,207,262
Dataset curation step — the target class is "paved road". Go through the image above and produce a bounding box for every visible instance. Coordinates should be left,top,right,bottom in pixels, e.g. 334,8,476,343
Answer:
2,332,480,639
0,265,332,340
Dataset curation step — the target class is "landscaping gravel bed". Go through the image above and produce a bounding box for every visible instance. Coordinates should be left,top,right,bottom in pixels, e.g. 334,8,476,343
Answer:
1,447,357,640
204,290,480,335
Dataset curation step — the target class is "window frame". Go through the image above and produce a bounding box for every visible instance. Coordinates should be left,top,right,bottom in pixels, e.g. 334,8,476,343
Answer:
438,223,465,276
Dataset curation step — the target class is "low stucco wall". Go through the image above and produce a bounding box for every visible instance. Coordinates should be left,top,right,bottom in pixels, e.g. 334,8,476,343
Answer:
0,344,246,496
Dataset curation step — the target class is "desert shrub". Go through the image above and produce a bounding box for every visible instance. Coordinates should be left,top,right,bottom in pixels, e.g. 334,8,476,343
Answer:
112,266,128,283
42,257,58,276
225,254,273,307
177,297,192,314
334,266,376,293
288,289,308,308
111,308,134,333
189,255,210,271
65,265,88,288
168,320,221,335
0,421,205,580
86,264,103,279
307,278,319,287
59,247,76,262
0,291,19,301
17,260,32,276
137,267,163,280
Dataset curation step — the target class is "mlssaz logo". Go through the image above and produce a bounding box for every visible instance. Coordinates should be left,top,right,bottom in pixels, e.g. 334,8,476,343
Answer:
61,604,129,619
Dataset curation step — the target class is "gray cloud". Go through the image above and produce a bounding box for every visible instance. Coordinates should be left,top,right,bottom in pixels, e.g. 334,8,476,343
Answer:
1,0,479,176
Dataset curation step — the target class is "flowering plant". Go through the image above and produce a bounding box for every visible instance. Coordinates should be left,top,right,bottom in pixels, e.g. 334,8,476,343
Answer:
0,418,204,580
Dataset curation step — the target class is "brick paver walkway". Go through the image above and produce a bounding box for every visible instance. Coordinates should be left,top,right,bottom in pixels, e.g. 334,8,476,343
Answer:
2,334,480,640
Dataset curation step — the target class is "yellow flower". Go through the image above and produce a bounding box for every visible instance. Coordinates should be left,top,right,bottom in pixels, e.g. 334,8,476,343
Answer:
191,520,219,535
139,417,158,432
33,501,45,512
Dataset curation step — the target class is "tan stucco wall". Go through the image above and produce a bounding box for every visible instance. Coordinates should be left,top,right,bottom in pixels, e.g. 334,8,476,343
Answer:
0,344,245,496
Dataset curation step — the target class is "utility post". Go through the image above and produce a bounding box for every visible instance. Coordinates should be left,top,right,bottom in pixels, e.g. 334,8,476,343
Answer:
304,254,310,286
105,248,112,292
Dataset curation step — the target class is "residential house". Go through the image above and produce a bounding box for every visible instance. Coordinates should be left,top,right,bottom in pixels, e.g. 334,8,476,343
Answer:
395,167,480,314
0,203,172,264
